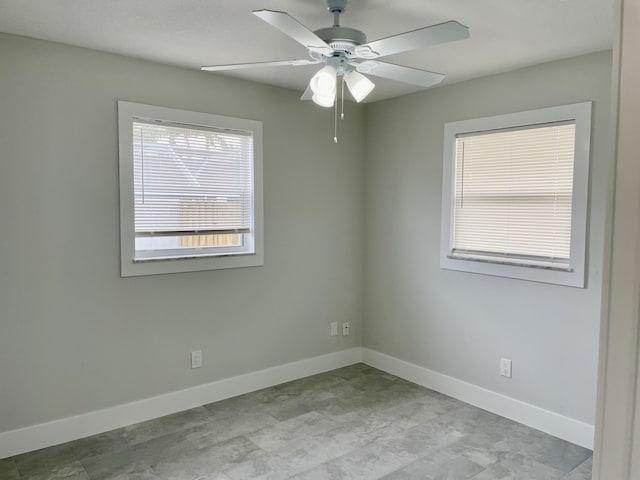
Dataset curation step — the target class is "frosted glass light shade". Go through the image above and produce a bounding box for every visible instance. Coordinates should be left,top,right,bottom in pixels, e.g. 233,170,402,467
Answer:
310,66,337,96
344,71,375,102
312,92,335,108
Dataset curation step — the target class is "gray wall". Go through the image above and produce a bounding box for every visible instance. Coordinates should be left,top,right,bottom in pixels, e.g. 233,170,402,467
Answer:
0,31,610,434
0,34,365,433
363,51,611,424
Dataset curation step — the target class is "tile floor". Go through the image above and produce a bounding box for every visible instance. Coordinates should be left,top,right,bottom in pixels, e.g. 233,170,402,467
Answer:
1,364,593,479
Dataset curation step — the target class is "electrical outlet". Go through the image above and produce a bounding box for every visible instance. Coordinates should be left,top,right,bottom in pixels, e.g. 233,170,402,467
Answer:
191,350,203,369
330,322,338,336
342,322,350,336
500,358,512,378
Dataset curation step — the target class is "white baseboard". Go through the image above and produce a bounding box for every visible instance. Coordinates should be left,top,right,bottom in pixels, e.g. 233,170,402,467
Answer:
0,346,594,459
0,348,363,459
361,348,594,449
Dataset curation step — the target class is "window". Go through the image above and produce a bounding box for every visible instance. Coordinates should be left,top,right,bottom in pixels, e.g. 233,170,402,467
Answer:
440,102,591,287
118,102,263,276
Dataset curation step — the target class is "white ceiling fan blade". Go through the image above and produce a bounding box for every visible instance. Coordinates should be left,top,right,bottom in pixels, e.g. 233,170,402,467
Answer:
356,61,445,88
300,86,313,101
202,59,320,72
353,21,469,59
253,10,333,55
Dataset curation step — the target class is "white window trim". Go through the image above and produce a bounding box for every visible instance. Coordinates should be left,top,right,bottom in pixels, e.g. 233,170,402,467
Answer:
118,101,264,277
440,102,592,287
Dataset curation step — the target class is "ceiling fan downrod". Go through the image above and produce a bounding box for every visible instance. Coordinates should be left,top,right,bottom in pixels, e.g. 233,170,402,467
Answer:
326,0,348,26
315,0,367,55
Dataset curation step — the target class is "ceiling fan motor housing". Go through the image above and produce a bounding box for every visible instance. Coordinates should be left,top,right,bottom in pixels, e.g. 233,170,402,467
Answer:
319,0,365,55
314,26,367,53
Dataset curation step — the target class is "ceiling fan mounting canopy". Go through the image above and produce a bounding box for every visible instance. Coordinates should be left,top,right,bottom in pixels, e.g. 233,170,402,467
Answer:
325,0,349,14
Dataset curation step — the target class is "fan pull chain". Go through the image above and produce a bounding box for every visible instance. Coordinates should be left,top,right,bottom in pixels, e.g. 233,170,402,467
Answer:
341,77,345,120
334,94,338,143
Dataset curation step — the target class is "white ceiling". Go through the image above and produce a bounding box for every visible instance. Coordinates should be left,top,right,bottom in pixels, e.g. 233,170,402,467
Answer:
0,0,614,102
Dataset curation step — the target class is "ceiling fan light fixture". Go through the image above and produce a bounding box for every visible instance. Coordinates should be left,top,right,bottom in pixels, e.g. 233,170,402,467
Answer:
344,71,375,102
312,92,336,108
310,65,337,96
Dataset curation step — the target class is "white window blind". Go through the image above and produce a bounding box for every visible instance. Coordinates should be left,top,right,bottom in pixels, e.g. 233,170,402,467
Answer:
119,101,263,276
132,120,254,241
451,121,576,268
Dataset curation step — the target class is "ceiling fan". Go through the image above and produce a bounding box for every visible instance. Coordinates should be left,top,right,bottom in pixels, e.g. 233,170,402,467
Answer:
202,0,469,105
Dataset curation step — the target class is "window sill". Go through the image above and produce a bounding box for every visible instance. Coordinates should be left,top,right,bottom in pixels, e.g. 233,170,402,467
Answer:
440,255,585,288
447,254,573,272
133,251,255,263
122,251,263,277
